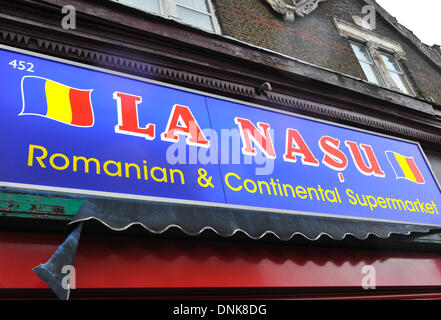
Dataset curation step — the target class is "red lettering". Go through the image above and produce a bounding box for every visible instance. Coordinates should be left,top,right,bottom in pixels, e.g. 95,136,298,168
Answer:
283,129,319,166
161,104,209,148
234,117,276,159
345,140,385,177
319,136,348,171
113,92,155,140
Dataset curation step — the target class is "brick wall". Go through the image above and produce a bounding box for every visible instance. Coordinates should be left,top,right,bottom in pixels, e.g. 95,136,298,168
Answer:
212,0,441,105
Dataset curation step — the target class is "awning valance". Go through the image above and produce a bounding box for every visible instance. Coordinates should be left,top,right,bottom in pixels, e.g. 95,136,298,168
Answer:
31,194,439,300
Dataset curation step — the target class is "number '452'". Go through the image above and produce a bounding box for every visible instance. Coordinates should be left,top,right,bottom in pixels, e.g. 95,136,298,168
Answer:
9,60,34,72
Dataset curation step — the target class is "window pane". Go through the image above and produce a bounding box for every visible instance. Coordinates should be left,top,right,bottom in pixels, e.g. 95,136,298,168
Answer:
380,53,401,72
116,0,160,14
177,6,214,31
379,52,414,95
176,0,210,13
390,72,413,95
350,42,373,63
359,61,383,85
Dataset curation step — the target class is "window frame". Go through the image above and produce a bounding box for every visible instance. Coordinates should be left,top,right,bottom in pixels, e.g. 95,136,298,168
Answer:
349,40,415,96
334,18,416,97
113,0,163,15
112,0,221,34
379,51,415,96
349,40,385,86
175,0,220,33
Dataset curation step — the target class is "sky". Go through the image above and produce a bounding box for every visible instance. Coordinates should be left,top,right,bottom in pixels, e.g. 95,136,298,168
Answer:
376,0,440,46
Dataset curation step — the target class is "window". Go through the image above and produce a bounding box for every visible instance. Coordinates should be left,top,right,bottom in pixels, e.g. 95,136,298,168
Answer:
334,19,415,96
176,0,215,33
350,41,384,86
115,0,161,15
113,0,220,33
350,41,414,96
379,52,414,95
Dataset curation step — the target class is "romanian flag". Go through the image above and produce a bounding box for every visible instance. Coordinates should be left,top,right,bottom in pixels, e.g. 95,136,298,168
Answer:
385,151,425,184
20,76,94,127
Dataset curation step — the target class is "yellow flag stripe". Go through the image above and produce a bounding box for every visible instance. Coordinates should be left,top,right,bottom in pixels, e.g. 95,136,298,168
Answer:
45,80,72,124
394,153,417,182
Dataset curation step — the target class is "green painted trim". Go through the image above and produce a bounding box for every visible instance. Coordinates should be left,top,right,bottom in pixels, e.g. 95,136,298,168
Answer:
0,193,83,220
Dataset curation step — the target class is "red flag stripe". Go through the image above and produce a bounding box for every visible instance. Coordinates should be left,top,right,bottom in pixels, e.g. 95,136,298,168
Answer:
405,157,425,184
69,89,93,126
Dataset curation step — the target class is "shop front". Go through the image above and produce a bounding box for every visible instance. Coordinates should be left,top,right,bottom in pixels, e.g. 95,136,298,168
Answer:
1,44,441,300
1,0,441,301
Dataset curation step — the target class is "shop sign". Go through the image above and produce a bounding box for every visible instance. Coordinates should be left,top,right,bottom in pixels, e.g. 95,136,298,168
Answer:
1,46,441,226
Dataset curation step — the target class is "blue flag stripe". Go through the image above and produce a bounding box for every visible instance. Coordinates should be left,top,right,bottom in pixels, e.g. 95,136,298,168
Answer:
386,151,406,178
22,76,48,116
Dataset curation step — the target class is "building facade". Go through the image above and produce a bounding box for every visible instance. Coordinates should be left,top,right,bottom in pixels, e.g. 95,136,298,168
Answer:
1,0,441,299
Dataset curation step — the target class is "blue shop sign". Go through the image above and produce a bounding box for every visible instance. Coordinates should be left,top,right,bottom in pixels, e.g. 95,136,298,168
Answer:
1,46,441,226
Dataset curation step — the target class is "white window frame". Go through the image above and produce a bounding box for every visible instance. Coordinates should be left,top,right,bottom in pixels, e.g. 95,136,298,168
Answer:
349,40,385,86
112,0,221,34
334,18,415,96
112,0,163,15
379,51,415,96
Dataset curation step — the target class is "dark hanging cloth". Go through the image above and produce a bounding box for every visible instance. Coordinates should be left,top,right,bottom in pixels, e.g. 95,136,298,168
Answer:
33,222,83,300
